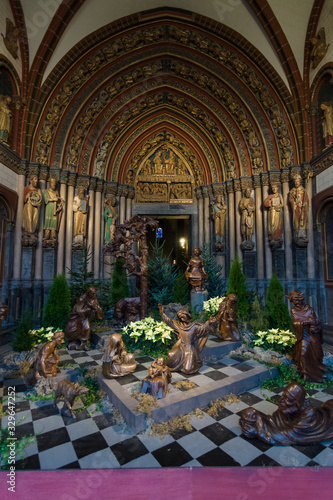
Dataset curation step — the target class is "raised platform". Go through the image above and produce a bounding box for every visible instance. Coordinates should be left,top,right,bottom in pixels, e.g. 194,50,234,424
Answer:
98,339,278,433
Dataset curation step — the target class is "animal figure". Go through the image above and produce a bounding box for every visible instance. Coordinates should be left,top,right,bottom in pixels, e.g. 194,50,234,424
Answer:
54,379,89,418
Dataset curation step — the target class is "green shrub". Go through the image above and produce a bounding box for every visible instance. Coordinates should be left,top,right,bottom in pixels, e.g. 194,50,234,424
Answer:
227,254,250,321
121,317,177,358
12,310,34,351
43,274,71,330
109,257,130,306
68,247,97,306
250,295,269,333
265,272,292,330
172,271,190,305
200,243,225,298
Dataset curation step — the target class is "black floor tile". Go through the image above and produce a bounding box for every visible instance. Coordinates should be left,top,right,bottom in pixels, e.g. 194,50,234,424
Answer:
134,364,149,373
206,362,227,369
14,421,34,440
324,386,333,396
293,443,326,459
111,436,149,465
31,404,59,421
199,422,236,446
14,454,41,470
58,460,80,469
14,400,31,413
3,384,27,395
152,441,192,467
115,374,140,385
240,435,273,452
72,431,109,459
265,395,280,405
306,460,320,467
135,356,154,363
36,426,70,453
64,408,91,424
231,355,247,362
247,454,280,467
307,397,324,409
232,363,254,372
169,424,196,440
93,413,118,430
68,352,89,358
238,392,263,406
204,371,228,381
197,447,240,467
203,406,234,421
90,354,103,360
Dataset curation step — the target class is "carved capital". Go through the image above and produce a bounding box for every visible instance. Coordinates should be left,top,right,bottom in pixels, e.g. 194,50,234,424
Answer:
128,187,135,199
77,175,90,189
241,177,252,191
17,160,28,175
212,183,223,197
6,221,15,232
260,172,269,186
89,178,97,191
233,178,241,192
252,174,261,189
105,182,118,196
11,96,24,111
202,186,211,198
195,187,203,199
68,173,77,187
40,165,50,181
280,169,290,183
301,163,314,180
226,180,234,194
96,179,104,193
268,171,280,186
28,164,39,178
59,170,69,184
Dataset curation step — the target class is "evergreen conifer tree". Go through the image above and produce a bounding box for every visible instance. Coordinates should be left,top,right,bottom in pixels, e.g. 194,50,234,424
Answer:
265,272,292,330
173,271,190,305
148,237,177,308
68,246,97,306
227,254,250,321
200,243,225,298
250,295,269,333
12,310,34,351
109,257,130,306
43,274,71,329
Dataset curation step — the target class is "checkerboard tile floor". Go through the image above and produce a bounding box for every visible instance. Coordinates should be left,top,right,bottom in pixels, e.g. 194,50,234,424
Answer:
2,345,333,470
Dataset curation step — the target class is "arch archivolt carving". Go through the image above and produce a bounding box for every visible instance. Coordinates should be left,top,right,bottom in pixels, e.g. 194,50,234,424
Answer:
32,20,296,174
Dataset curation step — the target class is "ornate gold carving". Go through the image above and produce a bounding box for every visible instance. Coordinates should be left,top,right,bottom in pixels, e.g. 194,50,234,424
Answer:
233,179,241,192
68,174,76,187
252,174,261,189
311,28,329,69
96,180,104,193
280,169,290,183
105,182,118,196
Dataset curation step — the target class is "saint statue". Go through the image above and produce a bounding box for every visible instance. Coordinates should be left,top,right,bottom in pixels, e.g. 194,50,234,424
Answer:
0,95,12,143
321,102,333,147
288,290,326,383
239,188,255,250
22,175,43,246
240,382,333,445
263,184,283,249
43,178,64,246
185,247,208,292
73,187,89,248
104,196,118,243
288,174,309,247
211,195,227,252
158,304,216,374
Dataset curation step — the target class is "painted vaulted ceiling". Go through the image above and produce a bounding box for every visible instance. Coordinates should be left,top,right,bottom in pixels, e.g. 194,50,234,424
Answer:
1,0,332,185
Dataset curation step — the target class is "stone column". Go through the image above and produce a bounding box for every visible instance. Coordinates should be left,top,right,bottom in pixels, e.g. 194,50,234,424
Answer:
119,186,127,225
234,179,242,262
227,181,235,263
1,221,14,305
306,175,315,279
281,170,293,280
13,171,26,280
202,186,210,244
55,172,68,275
254,175,264,279
87,179,96,272
94,180,103,279
65,176,75,279
261,174,272,279
196,188,204,248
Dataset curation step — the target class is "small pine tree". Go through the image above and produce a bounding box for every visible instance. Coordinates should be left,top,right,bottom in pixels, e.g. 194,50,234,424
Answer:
43,274,71,329
68,246,97,306
12,310,34,351
250,295,269,333
173,271,190,305
227,254,250,321
148,238,178,308
200,243,225,298
265,272,292,330
109,257,130,306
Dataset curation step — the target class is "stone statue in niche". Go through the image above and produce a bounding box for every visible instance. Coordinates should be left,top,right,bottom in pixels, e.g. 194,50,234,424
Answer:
239,188,255,250
104,196,118,243
0,95,12,143
263,184,283,249
1,18,20,59
310,27,329,69
65,286,104,350
240,382,333,445
22,175,43,246
73,187,89,249
43,178,64,247
211,195,227,252
320,102,333,147
288,290,326,383
185,247,208,292
216,293,241,341
288,174,309,247
158,303,216,375
141,357,172,399
34,331,64,380
102,333,137,378
114,297,140,326
54,379,89,418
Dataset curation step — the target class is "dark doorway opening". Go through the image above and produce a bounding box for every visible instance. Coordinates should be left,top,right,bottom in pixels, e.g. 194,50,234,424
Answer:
146,216,190,272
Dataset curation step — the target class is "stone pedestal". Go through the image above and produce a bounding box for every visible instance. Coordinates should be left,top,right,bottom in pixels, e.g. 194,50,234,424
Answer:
294,247,307,280
21,247,34,280
43,248,56,309
190,290,208,313
242,250,257,279
273,249,285,279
